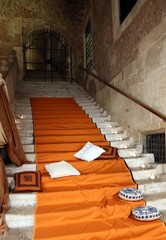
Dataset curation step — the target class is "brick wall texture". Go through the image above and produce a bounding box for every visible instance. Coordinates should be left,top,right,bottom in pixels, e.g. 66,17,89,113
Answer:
92,0,166,81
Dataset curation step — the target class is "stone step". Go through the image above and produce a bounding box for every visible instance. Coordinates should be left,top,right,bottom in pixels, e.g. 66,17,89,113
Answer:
8,176,14,191
110,138,135,149
20,130,127,144
16,89,72,93
16,87,78,91
5,206,35,228
15,113,112,124
118,147,140,158
9,193,36,207
15,114,32,120
124,156,154,169
16,116,112,129
92,116,111,123
144,192,166,211
75,97,94,102
16,93,72,98
15,119,32,126
16,86,80,91
137,174,166,195
15,89,79,94
15,99,31,103
21,136,33,144
17,91,81,95
0,227,33,240
16,81,76,86
23,144,34,153
16,89,81,93
105,132,128,141
14,100,98,109
18,129,33,137
160,210,166,223
82,105,102,111
16,113,111,123
78,102,98,107
131,164,163,181
84,109,104,114
75,98,95,103
6,163,36,175
15,109,32,115
15,108,104,116
15,106,31,111
19,126,125,142
96,122,119,128
100,126,123,134
88,112,109,118
84,108,105,116
26,153,36,162
16,101,106,112
17,124,33,130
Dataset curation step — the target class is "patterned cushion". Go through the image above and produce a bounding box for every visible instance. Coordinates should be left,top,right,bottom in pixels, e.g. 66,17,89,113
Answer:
132,206,161,221
14,171,42,192
118,188,143,201
97,146,118,160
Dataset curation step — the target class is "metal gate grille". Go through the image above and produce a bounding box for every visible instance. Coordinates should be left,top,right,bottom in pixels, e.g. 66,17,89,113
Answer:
23,30,68,82
85,20,93,70
145,133,166,163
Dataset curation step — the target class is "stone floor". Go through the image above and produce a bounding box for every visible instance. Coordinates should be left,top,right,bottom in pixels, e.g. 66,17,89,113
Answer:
1,227,33,240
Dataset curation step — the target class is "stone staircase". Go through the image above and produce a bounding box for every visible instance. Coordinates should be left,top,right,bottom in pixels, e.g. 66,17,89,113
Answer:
2,80,166,239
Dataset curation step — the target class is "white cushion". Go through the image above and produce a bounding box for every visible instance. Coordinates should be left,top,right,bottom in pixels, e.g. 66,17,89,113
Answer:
132,206,161,221
74,142,105,162
45,160,80,179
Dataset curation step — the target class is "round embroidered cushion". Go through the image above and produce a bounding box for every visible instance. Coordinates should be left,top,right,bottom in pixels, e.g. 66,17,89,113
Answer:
118,188,143,201
132,206,161,221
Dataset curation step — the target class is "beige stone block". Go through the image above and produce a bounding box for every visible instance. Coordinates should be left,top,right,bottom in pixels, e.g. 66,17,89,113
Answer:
143,35,166,78
122,57,145,96
139,16,166,54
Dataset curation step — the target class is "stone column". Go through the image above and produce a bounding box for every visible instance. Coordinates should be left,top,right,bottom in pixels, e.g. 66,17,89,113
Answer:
14,46,24,81
8,50,16,63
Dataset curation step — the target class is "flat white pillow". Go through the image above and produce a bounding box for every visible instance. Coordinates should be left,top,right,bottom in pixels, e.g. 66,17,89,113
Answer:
74,142,105,162
45,160,80,179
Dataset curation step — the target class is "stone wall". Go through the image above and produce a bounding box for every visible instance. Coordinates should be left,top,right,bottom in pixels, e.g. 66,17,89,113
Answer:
84,0,166,140
0,0,84,83
0,0,83,55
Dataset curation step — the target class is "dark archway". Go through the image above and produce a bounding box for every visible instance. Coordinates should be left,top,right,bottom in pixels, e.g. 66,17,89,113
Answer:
23,29,70,82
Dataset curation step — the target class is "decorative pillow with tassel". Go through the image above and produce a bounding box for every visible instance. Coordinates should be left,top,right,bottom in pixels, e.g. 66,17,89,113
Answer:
14,171,42,192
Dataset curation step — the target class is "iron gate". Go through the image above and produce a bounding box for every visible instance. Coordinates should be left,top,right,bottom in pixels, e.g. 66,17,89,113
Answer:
23,29,69,81
145,133,166,163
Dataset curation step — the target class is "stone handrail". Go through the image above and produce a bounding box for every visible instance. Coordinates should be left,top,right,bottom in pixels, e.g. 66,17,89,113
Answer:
81,66,166,122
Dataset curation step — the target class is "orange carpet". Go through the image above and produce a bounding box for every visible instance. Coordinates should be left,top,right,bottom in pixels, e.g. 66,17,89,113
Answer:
31,97,166,240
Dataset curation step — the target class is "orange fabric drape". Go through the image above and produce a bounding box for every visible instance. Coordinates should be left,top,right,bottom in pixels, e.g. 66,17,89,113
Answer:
31,97,166,240
0,153,8,235
0,84,27,166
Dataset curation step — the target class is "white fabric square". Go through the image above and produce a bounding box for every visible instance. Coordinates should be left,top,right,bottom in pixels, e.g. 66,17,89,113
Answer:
45,160,80,179
74,142,105,162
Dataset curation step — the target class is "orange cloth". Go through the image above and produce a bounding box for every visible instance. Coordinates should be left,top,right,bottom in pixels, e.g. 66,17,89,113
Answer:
31,97,166,240
0,153,8,234
0,84,28,166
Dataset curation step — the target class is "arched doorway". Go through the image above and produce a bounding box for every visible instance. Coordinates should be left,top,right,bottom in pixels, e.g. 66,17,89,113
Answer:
23,29,70,82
